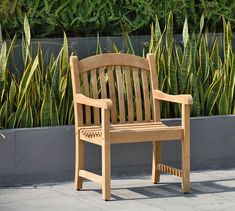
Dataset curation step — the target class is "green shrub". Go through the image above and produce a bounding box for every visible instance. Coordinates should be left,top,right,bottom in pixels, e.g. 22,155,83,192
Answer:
0,15,234,129
0,16,73,128
0,0,235,38
148,13,235,117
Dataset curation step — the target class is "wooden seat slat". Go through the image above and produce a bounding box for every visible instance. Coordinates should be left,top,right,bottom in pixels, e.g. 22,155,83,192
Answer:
80,125,183,144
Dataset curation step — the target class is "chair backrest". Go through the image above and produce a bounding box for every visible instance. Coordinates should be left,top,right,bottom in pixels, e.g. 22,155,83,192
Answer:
70,53,160,126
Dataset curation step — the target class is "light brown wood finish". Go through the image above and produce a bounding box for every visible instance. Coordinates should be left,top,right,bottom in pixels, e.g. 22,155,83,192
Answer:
153,90,193,105
181,104,190,193
99,67,107,98
124,67,134,122
70,53,192,200
79,123,183,144
74,134,84,190
141,70,151,122
133,68,142,122
79,170,102,184
108,66,117,123
152,142,161,183
75,94,112,109
156,164,182,177
82,72,91,125
116,66,125,123
78,53,149,73
101,108,111,200
70,56,84,190
147,53,162,184
91,69,100,124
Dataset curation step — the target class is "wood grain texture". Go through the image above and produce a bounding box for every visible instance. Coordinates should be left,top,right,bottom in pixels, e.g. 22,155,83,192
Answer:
153,90,193,105
91,69,100,124
79,123,183,144
82,72,91,125
133,68,142,122
99,67,107,98
108,66,117,123
152,142,161,183
79,53,149,73
70,54,192,200
79,170,102,184
147,53,161,186
124,67,134,122
141,70,151,122
181,104,191,193
70,56,84,190
76,94,112,109
156,164,182,177
101,108,111,200
116,66,126,123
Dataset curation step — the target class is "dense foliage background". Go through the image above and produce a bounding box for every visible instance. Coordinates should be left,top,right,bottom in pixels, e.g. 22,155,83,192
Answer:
0,1,234,129
0,15,234,129
1,0,235,38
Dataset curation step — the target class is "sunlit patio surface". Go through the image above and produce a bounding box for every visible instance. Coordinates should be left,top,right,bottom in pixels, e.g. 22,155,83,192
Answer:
0,169,235,211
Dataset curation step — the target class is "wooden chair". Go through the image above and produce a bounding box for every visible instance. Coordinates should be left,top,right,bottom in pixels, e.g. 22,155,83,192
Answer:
70,53,193,200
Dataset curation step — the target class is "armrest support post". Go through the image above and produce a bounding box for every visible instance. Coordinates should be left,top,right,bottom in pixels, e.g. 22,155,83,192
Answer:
101,108,111,200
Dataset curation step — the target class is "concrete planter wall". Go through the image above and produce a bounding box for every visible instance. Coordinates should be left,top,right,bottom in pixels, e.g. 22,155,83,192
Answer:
0,115,235,187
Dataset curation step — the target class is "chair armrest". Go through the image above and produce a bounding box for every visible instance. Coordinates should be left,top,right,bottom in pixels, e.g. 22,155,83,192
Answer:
153,90,193,105
75,94,112,109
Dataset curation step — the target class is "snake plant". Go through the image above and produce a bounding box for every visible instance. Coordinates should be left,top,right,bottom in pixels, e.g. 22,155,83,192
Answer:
0,15,234,129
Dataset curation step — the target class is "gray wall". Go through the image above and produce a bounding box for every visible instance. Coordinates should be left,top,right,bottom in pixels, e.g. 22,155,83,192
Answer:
0,115,235,186
8,35,150,73
9,33,230,74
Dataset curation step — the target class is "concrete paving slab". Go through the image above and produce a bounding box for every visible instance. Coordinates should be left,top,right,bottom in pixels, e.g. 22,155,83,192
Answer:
0,169,235,211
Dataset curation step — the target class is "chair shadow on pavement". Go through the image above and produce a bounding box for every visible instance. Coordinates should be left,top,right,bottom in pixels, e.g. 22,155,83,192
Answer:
90,178,235,201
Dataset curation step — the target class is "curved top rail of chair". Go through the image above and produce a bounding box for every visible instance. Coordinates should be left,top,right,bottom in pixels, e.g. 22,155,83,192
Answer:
75,53,150,73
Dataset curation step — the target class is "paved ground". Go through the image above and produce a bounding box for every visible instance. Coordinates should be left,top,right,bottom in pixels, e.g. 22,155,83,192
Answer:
0,169,235,211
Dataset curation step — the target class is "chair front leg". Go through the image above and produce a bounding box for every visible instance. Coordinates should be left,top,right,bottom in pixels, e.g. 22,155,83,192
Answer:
101,108,111,200
181,104,190,193
75,131,84,190
152,141,161,183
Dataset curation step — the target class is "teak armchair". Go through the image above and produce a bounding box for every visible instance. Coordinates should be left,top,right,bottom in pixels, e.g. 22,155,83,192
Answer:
70,53,193,200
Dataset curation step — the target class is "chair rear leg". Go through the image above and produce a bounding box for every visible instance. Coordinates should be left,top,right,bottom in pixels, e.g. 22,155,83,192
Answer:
152,141,161,184
75,132,84,190
181,135,190,193
102,141,111,200
181,104,190,193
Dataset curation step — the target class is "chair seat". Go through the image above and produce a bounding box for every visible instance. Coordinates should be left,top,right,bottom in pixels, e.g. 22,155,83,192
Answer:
79,122,183,145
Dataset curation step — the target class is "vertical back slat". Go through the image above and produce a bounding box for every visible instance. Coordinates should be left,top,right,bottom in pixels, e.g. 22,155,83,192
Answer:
82,72,91,125
116,66,125,123
107,66,117,123
70,56,83,126
141,70,151,122
133,67,142,122
91,69,100,124
147,53,160,122
99,67,107,98
124,67,134,123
